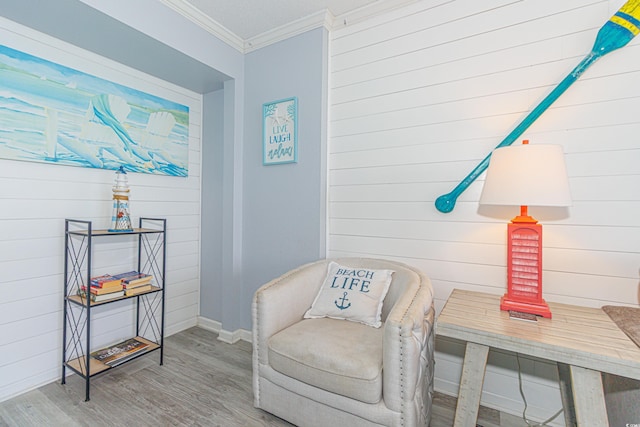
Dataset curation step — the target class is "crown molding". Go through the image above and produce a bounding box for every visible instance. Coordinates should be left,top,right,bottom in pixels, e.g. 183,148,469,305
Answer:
244,9,334,53
331,0,417,30
159,0,418,54
158,0,245,52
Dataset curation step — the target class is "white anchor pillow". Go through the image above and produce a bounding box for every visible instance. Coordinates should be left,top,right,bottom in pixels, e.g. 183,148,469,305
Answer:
304,262,394,328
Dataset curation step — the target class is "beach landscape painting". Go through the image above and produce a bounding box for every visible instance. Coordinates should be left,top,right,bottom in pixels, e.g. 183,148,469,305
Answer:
0,44,189,176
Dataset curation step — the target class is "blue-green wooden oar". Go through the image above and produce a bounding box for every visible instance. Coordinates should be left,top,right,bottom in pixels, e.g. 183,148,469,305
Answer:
435,0,640,213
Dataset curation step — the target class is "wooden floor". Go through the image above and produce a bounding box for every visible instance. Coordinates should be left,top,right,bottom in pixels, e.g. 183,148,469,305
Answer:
0,327,522,427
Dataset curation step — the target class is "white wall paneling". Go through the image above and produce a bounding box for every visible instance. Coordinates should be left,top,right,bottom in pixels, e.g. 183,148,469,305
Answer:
0,17,202,402
328,0,640,423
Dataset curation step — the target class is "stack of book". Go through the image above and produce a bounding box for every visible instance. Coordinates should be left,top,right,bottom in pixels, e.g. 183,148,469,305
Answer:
90,337,150,366
112,271,154,296
78,274,124,302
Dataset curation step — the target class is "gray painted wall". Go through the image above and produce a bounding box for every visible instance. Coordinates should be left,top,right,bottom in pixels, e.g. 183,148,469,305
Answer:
200,89,225,322
200,78,247,332
239,27,329,330
199,28,329,332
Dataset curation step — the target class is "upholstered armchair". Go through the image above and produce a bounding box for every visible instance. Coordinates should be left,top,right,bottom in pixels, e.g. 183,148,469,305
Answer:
252,257,435,427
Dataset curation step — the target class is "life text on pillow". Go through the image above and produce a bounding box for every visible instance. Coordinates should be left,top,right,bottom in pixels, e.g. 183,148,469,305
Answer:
330,268,375,293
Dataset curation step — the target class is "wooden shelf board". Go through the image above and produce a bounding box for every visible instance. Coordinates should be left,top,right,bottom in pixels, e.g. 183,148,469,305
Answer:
67,227,162,236
67,286,162,306
66,337,159,377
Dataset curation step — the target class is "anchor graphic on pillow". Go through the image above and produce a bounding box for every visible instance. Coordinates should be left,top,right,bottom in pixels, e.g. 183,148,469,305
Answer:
335,292,351,310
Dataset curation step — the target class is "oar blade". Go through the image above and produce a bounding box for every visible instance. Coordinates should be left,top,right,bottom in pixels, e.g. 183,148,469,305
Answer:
593,1,640,55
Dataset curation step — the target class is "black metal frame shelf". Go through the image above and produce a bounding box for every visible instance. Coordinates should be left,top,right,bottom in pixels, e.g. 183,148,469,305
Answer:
62,217,166,401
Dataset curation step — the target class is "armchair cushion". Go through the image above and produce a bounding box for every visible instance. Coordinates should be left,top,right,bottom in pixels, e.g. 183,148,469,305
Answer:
268,317,384,404
304,261,394,327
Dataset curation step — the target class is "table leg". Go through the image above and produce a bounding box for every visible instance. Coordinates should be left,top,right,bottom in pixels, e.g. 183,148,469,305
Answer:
569,365,609,427
453,342,489,427
557,362,577,427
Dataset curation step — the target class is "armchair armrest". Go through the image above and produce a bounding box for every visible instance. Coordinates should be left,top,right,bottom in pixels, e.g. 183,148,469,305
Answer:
383,272,435,413
252,260,328,407
252,260,328,365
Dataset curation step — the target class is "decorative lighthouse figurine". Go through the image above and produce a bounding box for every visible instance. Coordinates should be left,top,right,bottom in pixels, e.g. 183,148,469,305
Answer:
109,166,133,232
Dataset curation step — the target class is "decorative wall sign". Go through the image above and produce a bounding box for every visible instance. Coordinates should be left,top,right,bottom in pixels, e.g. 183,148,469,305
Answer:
0,44,189,176
263,97,297,165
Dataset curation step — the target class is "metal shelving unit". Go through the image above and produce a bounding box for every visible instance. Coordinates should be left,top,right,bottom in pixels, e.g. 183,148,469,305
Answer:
61,217,166,401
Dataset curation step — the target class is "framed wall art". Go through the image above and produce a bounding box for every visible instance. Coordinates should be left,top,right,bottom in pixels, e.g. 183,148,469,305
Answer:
263,97,297,165
0,44,189,177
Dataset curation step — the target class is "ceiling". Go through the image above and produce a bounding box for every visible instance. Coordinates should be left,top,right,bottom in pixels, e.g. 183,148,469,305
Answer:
182,0,381,40
0,0,410,93
0,0,230,93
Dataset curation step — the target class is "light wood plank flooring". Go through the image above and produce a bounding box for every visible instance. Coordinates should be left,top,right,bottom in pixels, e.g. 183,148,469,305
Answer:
0,327,521,427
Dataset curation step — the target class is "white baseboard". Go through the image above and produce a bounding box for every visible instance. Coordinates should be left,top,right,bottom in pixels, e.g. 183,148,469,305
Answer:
197,316,252,344
166,317,198,337
217,328,252,344
196,316,222,333
0,371,59,404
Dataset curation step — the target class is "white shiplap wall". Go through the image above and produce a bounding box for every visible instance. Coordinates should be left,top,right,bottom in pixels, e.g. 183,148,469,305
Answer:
0,18,202,402
329,0,640,423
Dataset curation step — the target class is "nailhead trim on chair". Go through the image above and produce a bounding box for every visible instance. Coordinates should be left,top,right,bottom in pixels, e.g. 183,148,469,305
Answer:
399,321,405,426
399,276,420,426
255,298,261,404
396,271,432,427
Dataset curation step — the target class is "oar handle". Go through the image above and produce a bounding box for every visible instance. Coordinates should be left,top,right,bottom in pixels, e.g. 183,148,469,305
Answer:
435,155,490,213
434,54,595,213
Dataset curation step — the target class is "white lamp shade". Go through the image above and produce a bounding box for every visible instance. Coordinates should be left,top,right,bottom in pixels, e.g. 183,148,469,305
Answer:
479,144,572,207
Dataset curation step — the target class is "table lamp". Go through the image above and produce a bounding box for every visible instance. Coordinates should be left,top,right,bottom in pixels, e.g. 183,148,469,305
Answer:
479,140,571,318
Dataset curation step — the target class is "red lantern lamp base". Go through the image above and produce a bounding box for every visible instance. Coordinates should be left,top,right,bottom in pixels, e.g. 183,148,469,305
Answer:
500,295,552,318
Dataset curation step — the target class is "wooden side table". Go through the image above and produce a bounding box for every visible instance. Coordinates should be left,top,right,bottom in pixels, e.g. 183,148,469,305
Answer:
436,289,640,427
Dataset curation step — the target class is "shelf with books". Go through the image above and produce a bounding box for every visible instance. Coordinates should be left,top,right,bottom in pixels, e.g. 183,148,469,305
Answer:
68,285,162,306
62,218,166,402
68,270,158,306
65,336,160,377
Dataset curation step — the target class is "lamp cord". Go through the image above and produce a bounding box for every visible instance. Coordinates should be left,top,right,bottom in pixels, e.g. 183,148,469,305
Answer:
516,353,564,426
